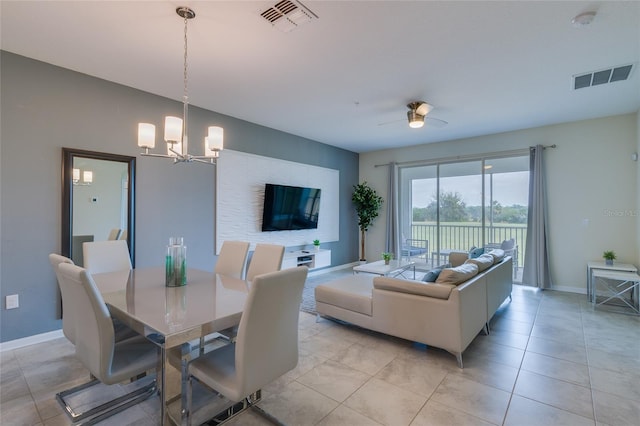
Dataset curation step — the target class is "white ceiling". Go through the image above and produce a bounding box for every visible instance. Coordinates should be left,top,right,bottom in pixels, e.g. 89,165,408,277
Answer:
2,1,639,153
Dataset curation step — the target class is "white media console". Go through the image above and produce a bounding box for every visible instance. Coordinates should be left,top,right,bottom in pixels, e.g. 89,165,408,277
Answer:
282,249,331,271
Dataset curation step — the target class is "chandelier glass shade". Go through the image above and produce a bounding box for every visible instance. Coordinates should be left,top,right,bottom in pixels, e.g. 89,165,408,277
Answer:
137,7,223,164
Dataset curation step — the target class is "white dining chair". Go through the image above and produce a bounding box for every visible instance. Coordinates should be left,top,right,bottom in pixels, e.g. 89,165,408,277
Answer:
83,240,132,274
49,253,76,343
245,243,285,281
55,263,158,424
215,241,250,279
185,266,308,425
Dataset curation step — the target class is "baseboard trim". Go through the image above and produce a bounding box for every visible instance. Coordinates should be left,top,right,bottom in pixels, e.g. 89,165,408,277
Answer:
550,285,586,295
0,329,64,352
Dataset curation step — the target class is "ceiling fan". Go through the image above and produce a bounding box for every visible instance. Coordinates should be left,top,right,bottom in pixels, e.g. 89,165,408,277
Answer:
378,101,448,129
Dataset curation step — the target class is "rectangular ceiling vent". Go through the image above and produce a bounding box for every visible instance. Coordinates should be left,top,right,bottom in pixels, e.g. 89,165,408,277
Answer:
260,0,318,33
573,64,634,90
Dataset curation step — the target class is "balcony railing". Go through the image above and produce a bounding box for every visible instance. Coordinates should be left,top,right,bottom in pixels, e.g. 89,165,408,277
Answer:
409,222,527,269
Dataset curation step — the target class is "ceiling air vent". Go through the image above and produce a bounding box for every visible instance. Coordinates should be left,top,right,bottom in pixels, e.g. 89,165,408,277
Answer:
260,0,318,33
572,64,634,90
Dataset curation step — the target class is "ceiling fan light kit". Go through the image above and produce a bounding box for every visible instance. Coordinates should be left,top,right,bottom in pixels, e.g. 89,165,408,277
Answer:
407,110,424,128
407,101,434,129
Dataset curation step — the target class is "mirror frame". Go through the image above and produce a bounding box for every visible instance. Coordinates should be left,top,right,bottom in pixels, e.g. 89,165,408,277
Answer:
61,148,136,266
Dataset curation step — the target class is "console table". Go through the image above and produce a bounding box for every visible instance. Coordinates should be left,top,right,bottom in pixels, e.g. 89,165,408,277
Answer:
586,261,637,303
282,249,331,271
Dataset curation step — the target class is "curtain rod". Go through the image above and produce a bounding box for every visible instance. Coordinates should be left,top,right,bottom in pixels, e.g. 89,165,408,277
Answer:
374,144,557,168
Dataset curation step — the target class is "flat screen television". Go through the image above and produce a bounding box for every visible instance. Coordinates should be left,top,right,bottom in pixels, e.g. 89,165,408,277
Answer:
261,183,321,231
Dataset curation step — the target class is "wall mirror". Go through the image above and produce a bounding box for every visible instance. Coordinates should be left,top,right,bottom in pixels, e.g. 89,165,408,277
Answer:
62,148,135,267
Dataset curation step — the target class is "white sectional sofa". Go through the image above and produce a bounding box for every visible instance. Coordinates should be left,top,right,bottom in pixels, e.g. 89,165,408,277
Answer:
315,251,513,368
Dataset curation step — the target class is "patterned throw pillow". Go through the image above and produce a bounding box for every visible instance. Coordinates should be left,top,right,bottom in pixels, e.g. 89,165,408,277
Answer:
468,246,485,259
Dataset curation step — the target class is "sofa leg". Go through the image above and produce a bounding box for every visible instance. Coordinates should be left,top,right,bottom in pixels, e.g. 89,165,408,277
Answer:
509,293,512,302
315,313,321,323
484,323,490,335
455,353,463,369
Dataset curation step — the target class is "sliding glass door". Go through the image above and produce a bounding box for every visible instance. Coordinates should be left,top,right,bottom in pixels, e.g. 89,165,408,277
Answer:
399,154,529,282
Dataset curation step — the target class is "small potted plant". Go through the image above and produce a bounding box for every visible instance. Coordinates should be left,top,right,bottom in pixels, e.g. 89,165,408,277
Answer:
313,239,320,251
603,250,616,266
382,252,393,265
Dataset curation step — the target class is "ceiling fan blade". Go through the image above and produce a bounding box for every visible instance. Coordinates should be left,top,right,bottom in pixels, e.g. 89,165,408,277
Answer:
415,102,433,116
425,117,448,127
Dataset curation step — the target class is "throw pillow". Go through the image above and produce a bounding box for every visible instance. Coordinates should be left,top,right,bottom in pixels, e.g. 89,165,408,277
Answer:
465,253,494,272
486,248,505,263
422,268,443,282
435,263,479,285
468,246,485,259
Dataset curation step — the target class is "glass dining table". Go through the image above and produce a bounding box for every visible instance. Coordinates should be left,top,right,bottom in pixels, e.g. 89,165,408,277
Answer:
93,267,250,426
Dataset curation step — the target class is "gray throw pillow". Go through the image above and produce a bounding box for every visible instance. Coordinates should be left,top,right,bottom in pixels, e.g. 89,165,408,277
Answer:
422,268,442,282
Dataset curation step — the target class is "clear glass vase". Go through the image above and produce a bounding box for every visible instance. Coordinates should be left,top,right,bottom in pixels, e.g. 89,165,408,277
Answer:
166,237,187,287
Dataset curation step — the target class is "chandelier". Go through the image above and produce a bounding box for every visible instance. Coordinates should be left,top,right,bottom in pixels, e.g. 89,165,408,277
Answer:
137,7,223,164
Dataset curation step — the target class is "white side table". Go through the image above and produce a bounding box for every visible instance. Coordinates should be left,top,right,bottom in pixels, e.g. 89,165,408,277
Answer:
587,261,637,303
591,270,640,314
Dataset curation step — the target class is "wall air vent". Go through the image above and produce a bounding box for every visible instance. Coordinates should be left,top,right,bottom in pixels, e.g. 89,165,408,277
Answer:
259,0,318,33
572,64,634,90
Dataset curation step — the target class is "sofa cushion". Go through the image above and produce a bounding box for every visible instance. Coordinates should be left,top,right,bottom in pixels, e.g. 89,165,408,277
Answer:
436,263,479,285
468,246,485,259
464,254,494,272
486,248,505,263
314,275,374,315
374,277,455,300
422,268,443,282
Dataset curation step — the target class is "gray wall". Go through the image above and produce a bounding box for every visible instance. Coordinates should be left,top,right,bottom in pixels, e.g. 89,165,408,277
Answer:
0,51,359,342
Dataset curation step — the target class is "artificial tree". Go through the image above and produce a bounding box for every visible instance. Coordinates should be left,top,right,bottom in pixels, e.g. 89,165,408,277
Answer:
352,182,383,261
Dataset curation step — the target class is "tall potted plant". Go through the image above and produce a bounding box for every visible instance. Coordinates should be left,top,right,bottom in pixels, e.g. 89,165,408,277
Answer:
352,182,383,262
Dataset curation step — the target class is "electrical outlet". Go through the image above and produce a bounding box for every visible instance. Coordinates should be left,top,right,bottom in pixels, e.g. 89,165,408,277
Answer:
6,294,19,309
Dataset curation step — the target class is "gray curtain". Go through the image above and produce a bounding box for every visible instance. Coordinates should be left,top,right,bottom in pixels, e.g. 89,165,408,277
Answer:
522,145,553,289
385,162,401,259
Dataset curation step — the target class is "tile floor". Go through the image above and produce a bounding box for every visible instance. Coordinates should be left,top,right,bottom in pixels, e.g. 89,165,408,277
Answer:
1,274,639,426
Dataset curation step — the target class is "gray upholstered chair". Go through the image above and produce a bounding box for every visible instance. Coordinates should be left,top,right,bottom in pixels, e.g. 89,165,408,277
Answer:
55,263,158,424
83,240,132,274
49,253,76,343
215,240,250,279
185,266,308,425
245,243,285,281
